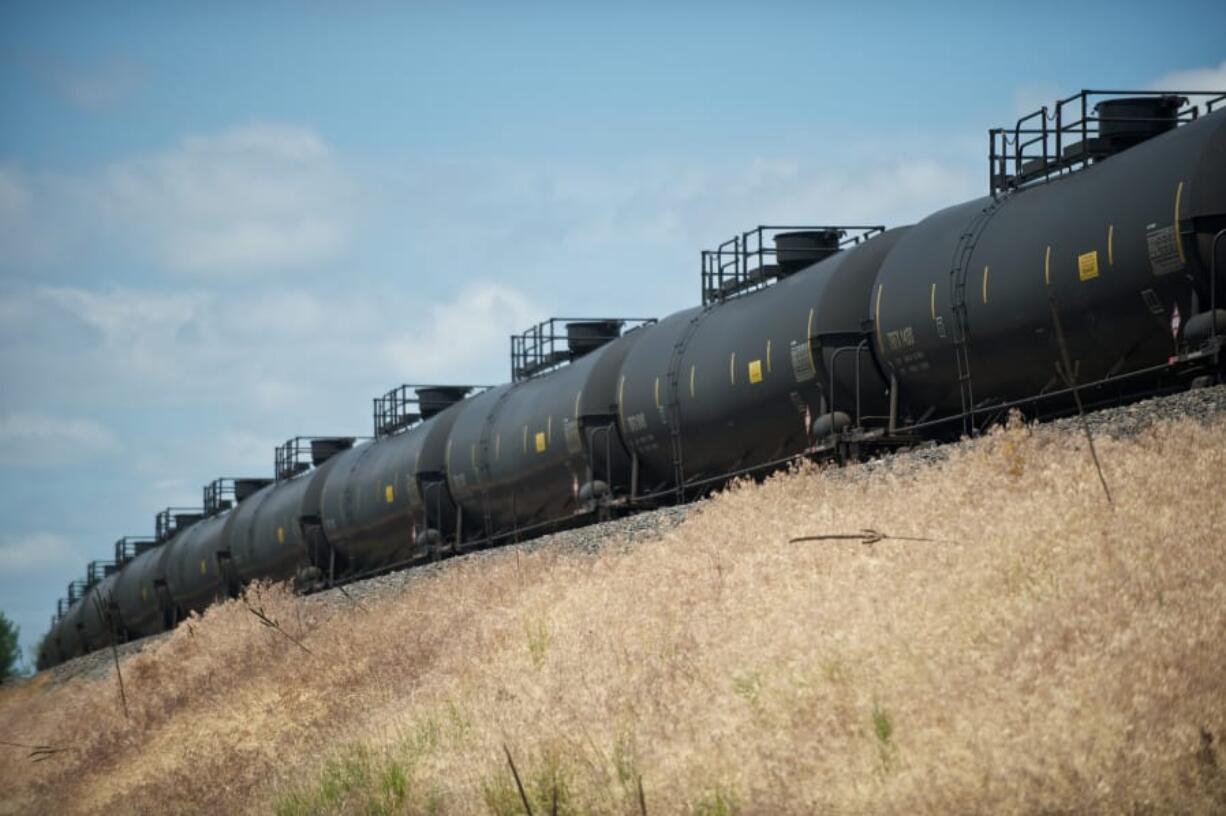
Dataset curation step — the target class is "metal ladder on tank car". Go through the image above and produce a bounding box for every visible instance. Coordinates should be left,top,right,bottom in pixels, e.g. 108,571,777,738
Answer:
948,190,1012,435
665,308,712,501
475,387,516,545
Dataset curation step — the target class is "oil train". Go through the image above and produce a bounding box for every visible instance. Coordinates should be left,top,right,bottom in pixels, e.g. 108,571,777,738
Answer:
37,89,1226,671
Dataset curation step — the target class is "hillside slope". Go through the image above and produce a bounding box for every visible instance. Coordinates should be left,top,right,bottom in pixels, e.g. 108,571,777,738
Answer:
2,407,1224,815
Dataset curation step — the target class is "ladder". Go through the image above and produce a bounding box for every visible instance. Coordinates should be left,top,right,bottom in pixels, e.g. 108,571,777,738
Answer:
665,309,710,501
948,192,1011,434
476,387,515,542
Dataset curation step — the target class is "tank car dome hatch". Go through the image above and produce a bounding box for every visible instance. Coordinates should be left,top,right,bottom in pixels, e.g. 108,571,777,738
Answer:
417,386,472,419
1094,95,1184,153
774,229,844,274
234,478,273,503
310,437,354,466
177,513,202,527
566,320,623,358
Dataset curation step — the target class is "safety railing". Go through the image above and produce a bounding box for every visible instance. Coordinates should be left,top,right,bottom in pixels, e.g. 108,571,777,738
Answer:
701,225,885,305
989,89,1226,194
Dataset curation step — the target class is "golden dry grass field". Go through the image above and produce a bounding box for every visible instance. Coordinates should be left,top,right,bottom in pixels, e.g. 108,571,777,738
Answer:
2,415,1224,815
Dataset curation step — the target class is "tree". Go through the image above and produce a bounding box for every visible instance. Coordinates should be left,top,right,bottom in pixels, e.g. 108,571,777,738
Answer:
0,612,20,681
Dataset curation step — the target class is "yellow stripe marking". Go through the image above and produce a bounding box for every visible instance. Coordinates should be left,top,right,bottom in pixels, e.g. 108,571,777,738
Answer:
1044,246,1051,286
982,266,990,304
1174,181,1185,263
547,415,552,444
930,283,936,320
617,376,625,428
470,443,477,470
874,285,884,350
1107,224,1114,267
522,425,528,454
729,351,736,385
806,307,816,377
689,364,695,399
574,390,581,420
765,338,772,373
654,376,660,409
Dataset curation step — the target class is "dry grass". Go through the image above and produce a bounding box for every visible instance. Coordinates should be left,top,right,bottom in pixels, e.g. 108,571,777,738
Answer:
2,415,1225,815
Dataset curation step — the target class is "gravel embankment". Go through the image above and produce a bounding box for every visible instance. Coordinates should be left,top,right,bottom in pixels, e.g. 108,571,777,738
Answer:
840,382,1226,480
29,383,1226,686
312,505,692,608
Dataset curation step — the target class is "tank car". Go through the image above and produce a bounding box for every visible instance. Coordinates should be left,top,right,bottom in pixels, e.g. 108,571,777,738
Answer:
871,93,1226,429
616,227,898,495
111,510,200,638
160,478,272,617
222,439,353,586
315,386,479,575
56,597,86,662
76,561,122,652
444,319,651,541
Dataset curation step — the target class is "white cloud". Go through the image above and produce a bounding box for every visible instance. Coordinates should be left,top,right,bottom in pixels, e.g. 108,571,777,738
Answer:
381,281,544,382
0,165,32,217
0,413,121,467
1009,83,1065,119
0,532,79,574
1149,59,1226,98
17,51,144,111
0,164,56,268
0,122,357,278
30,286,216,393
59,61,143,110
391,151,979,284
100,122,355,275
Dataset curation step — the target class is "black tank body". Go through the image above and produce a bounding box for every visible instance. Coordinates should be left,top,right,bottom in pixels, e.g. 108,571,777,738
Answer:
77,573,120,652
56,598,86,660
111,541,174,638
37,627,61,670
445,330,641,538
872,108,1226,416
317,404,466,571
164,513,229,616
226,468,325,584
616,233,903,493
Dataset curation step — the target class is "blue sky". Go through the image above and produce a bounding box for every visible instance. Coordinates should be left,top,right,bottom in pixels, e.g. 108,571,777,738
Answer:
2,0,1224,665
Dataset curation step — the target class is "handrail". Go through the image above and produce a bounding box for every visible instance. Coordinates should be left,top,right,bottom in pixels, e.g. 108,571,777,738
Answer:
989,89,1225,194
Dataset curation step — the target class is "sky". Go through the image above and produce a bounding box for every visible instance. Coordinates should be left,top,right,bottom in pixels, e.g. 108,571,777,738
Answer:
2,0,1225,666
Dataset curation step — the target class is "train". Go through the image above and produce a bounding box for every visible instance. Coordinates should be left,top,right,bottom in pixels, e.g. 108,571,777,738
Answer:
37,89,1226,671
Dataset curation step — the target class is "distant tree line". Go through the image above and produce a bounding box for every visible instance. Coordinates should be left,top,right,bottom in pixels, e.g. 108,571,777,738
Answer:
1,611,23,680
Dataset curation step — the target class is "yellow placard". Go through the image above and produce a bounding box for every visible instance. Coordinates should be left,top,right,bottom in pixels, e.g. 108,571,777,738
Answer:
384,484,394,504
276,527,285,544
535,431,547,453
1078,250,1100,281
747,359,763,384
